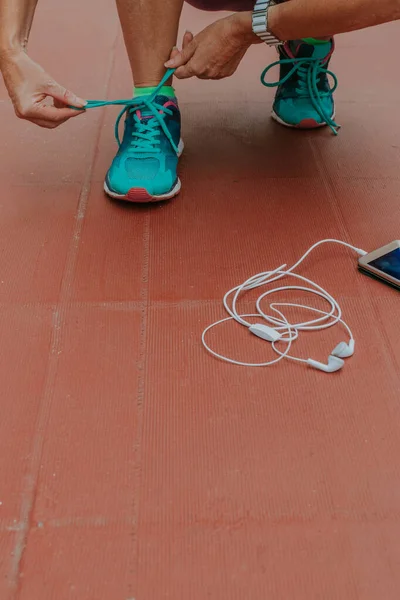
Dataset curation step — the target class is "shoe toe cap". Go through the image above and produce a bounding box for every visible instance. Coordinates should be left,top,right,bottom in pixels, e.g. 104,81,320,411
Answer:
106,161,175,197
274,97,334,126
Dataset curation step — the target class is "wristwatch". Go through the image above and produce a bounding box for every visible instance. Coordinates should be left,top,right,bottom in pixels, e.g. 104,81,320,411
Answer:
252,0,283,46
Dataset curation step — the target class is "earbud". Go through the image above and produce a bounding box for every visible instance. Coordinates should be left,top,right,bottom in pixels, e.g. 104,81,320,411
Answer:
331,339,355,359
307,355,345,373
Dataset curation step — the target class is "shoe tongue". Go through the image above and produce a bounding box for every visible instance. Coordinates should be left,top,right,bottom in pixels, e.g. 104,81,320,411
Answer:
154,94,176,105
290,40,331,60
135,94,176,120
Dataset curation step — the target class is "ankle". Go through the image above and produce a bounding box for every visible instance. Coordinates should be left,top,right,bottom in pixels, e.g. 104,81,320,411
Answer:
134,74,173,88
301,37,332,45
134,84,175,99
135,81,166,88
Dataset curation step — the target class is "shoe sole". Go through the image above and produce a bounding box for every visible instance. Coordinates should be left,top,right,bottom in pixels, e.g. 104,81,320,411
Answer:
271,109,336,130
104,139,184,204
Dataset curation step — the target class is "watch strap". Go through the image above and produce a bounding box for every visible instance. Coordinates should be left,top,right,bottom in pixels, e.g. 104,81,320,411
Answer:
252,0,283,46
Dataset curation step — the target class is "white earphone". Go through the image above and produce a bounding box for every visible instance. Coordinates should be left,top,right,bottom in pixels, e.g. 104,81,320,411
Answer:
202,240,366,374
332,339,355,358
307,355,345,373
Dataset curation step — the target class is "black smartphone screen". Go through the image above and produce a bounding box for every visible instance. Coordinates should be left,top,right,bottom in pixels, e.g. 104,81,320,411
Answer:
368,247,400,282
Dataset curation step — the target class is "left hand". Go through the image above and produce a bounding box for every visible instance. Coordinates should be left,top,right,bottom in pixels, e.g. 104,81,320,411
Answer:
165,15,252,80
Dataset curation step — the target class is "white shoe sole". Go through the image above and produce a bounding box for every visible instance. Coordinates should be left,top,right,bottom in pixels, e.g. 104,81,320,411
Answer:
271,109,336,129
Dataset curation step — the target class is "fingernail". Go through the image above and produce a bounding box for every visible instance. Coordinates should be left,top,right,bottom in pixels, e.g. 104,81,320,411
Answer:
165,60,174,67
75,97,87,108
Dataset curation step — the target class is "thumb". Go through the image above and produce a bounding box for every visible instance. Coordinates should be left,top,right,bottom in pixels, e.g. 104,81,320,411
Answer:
43,80,87,108
164,39,196,68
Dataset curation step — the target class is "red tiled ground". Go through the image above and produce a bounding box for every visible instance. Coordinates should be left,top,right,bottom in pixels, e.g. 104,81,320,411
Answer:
0,1,400,598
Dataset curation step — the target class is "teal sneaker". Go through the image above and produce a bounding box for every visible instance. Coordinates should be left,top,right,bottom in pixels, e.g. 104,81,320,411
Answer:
104,89,183,203
261,39,339,133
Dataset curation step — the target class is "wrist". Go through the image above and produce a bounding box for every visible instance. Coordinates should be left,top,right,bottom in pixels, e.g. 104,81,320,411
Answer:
232,5,284,47
0,44,25,67
231,11,264,46
267,4,284,41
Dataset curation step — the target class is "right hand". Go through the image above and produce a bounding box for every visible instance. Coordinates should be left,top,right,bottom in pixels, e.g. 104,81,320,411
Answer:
0,50,87,129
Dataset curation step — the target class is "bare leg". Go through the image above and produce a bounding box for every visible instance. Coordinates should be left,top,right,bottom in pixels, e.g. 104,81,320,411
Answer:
115,0,185,87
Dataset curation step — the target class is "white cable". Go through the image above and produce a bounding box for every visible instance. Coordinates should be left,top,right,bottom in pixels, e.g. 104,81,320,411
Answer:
202,239,366,370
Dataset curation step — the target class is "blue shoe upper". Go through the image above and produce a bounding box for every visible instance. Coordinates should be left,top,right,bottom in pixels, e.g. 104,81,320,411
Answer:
261,40,339,133
106,93,181,196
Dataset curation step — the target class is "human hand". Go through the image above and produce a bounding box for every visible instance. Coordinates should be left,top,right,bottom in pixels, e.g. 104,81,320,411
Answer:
165,15,254,80
0,50,86,128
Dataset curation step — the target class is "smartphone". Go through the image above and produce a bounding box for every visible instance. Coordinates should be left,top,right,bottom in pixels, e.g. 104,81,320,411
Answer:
358,240,400,290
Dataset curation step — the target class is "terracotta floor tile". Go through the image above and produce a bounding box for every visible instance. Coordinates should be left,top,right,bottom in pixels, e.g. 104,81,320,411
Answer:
18,525,131,600
0,185,80,304
181,101,320,180
33,305,142,522
331,178,400,253
148,177,363,302
135,523,400,600
334,41,400,104
0,305,53,521
0,531,16,600
71,183,148,302
139,300,400,530
336,21,398,49
331,22,400,104
372,295,400,373
312,102,400,180
29,0,118,98
0,105,102,186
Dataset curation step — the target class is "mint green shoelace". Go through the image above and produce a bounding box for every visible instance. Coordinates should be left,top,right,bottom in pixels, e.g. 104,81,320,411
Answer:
261,57,340,135
81,68,179,154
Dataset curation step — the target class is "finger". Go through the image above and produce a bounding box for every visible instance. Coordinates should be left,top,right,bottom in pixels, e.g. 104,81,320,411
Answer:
53,97,85,113
15,101,85,123
42,81,87,108
168,46,180,61
174,64,196,80
53,98,66,109
33,104,86,122
28,117,68,129
182,30,194,48
164,41,196,68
